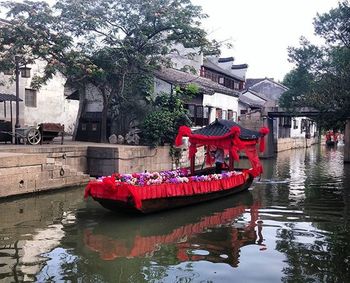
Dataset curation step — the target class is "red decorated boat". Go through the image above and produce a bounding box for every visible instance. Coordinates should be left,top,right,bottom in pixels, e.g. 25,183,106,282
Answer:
84,120,269,213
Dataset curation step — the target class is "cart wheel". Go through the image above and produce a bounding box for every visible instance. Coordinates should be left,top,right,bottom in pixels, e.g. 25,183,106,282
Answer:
26,127,41,145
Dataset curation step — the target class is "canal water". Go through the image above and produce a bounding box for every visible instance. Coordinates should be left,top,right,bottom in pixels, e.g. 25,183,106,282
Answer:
1,144,349,282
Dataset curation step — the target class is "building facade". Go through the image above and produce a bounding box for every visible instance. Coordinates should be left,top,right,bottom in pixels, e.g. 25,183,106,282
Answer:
0,60,79,135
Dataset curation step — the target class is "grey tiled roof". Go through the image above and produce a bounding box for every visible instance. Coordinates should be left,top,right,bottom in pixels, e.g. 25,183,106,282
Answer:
193,119,262,140
238,94,264,108
245,78,288,91
218,57,234,63
155,67,239,97
203,58,244,81
244,88,271,101
245,78,266,89
231,64,248,69
0,93,22,102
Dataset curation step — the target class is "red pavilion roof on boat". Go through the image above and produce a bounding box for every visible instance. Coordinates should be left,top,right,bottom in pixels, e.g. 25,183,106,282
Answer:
175,119,269,174
193,119,263,140
175,119,269,150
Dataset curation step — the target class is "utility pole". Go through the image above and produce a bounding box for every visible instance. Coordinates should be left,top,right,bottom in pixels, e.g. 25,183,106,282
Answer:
15,55,21,129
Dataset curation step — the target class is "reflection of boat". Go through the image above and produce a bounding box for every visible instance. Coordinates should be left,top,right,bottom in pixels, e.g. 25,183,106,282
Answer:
85,120,269,213
83,195,263,264
325,131,338,147
326,140,337,147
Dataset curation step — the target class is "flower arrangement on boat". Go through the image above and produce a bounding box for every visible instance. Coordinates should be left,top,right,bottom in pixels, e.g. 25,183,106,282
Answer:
96,169,241,186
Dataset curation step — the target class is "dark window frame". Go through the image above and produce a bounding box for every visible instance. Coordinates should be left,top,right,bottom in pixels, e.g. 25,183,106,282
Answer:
25,88,37,108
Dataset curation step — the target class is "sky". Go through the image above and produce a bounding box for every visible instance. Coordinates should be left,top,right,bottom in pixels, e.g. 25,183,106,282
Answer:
2,0,340,82
192,0,340,81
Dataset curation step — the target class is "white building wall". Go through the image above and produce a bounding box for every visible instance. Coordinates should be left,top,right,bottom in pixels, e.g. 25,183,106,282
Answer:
290,117,304,138
153,78,239,123
238,102,248,116
0,61,79,134
230,68,248,80
203,93,239,122
290,117,317,138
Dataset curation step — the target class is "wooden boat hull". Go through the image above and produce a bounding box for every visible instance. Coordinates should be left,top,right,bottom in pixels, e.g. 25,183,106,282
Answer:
93,175,254,214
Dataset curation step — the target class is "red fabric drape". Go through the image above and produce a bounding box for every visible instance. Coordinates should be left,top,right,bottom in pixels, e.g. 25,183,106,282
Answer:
259,127,270,153
175,126,192,146
244,144,263,177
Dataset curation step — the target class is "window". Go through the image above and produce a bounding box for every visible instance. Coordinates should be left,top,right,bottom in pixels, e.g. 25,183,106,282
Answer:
20,67,31,78
234,82,239,90
301,119,309,133
92,123,98,131
203,107,209,119
279,117,291,128
188,105,195,118
293,119,298,129
219,77,224,84
25,88,37,107
81,123,87,131
222,110,227,120
240,109,247,115
228,110,233,120
186,104,209,126
216,108,222,119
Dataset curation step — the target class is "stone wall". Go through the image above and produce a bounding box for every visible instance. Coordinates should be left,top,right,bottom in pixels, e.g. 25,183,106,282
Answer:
0,146,90,198
276,137,318,152
87,144,206,176
88,145,174,176
0,150,90,199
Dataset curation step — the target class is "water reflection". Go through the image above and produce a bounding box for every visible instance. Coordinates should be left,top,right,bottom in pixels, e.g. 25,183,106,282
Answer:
0,188,85,282
256,145,350,283
83,201,263,264
1,145,350,282
16,191,268,283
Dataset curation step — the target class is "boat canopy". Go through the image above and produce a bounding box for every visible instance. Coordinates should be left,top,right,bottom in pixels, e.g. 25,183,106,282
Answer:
175,119,269,175
193,119,263,140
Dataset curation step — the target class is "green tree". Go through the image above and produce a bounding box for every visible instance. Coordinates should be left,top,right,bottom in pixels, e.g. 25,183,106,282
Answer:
141,85,197,147
0,0,217,142
280,0,350,129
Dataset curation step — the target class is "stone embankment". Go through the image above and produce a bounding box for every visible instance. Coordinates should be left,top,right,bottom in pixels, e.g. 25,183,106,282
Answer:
0,142,178,199
0,145,90,199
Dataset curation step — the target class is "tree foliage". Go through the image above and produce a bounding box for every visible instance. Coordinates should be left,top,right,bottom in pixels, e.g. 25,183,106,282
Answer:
0,0,217,141
280,0,350,129
141,85,196,147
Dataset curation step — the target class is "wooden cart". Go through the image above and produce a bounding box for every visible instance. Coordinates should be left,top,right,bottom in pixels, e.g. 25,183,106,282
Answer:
1,123,64,145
